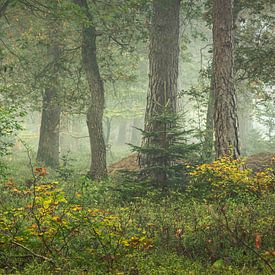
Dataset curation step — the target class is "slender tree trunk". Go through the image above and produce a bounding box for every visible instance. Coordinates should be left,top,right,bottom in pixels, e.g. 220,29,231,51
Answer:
212,0,240,159
202,74,214,162
104,117,112,146
72,115,83,151
117,120,127,145
77,0,107,179
37,23,61,168
60,113,71,156
131,117,142,146
238,92,253,156
141,0,180,184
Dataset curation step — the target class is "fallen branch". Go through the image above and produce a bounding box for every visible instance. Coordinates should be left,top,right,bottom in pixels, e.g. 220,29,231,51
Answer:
11,241,55,264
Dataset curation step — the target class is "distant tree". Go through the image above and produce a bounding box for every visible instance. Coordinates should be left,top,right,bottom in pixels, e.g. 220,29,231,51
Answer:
37,19,62,168
212,0,240,159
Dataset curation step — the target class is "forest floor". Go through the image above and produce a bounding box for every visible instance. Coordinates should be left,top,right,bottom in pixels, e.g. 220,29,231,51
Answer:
0,153,274,274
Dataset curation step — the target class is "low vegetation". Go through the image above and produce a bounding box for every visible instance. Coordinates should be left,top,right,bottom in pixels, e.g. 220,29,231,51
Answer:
0,155,274,274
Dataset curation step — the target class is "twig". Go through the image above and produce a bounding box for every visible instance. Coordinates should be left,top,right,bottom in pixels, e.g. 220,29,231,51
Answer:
207,205,274,273
219,208,274,274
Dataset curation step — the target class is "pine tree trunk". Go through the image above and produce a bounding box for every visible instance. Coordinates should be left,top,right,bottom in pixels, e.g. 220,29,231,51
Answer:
37,23,61,168
212,0,240,159
78,0,107,179
141,0,180,184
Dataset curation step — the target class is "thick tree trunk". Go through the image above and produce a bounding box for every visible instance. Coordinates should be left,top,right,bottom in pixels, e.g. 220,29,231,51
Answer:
141,0,180,184
212,0,240,159
78,0,107,179
37,24,61,168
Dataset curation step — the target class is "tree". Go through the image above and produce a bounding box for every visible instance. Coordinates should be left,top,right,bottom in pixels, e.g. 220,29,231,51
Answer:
37,20,62,168
75,0,107,179
141,0,180,184
212,0,240,159
202,72,214,161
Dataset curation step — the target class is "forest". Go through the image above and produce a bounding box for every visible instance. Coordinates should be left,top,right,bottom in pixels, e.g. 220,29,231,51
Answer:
0,0,274,274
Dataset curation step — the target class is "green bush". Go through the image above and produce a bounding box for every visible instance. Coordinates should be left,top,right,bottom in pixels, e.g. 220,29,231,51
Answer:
188,156,275,203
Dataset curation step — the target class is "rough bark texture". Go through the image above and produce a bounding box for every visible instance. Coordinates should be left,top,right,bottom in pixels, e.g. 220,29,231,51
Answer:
78,0,107,179
212,0,240,159
37,23,61,168
141,0,180,183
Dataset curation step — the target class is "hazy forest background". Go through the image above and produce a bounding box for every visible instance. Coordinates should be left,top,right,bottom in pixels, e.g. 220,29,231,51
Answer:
0,0,274,274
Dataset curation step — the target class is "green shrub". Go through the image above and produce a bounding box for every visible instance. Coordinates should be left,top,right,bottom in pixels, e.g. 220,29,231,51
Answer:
188,156,275,203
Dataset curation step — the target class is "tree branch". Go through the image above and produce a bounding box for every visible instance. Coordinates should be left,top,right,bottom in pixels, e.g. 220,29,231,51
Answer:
11,241,55,264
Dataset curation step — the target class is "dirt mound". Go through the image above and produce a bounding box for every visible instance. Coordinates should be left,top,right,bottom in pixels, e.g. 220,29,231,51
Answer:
245,152,275,172
108,153,140,174
108,152,275,175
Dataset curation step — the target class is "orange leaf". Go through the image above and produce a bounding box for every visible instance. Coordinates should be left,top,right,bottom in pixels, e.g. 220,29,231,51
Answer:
35,167,47,176
255,234,262,249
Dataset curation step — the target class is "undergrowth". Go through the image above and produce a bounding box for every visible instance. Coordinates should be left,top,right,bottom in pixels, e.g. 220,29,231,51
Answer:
0,156,274,274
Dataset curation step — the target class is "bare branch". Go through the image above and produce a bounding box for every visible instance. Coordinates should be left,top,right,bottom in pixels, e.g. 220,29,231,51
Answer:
11,241,54,264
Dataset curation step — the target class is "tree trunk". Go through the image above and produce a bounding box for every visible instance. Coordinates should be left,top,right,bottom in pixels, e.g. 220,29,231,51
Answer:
78,0,107,179
37,23,61,168
202,74,214,162
60,113,71,156
131,117,142,146
212,0,240,159
238,91,253,156
141,0,180,184
104,117,112,146
117,120,127,145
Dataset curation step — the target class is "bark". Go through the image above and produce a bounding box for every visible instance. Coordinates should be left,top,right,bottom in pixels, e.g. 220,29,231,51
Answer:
77,0,107,179
37,23,61,168
141,0,180,184
212,0,240,159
